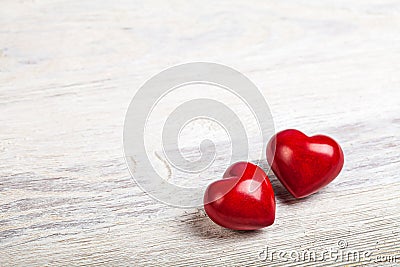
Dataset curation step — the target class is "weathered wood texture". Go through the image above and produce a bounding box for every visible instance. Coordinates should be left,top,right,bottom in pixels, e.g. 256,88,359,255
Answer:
1,0,399,266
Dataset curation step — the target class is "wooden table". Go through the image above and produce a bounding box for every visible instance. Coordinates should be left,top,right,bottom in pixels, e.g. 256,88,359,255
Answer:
1,1,399,266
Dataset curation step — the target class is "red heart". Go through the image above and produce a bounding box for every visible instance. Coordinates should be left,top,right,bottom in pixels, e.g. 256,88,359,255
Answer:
267,129,344,198
203,162,275,230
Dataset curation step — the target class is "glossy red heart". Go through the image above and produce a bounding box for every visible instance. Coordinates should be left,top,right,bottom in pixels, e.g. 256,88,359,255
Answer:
267,129,344,198
203,162,275,230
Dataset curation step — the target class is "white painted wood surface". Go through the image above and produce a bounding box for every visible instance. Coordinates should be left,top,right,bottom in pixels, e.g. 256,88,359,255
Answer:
1,0,399,266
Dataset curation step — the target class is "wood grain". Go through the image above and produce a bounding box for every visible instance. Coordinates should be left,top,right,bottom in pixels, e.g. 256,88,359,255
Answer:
1,0,399,266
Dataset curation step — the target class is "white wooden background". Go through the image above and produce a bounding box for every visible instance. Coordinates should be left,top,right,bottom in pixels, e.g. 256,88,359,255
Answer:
1,0,400,266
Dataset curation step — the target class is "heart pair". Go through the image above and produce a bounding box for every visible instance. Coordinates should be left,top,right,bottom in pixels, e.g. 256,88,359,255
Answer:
204,129,344,230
